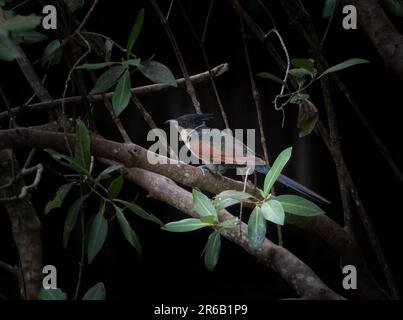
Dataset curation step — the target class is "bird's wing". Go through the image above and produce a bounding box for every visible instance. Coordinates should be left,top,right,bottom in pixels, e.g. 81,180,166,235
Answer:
187,130,265,165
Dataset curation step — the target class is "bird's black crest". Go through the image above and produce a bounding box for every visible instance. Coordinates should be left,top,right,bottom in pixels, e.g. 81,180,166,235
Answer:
176,113,214,129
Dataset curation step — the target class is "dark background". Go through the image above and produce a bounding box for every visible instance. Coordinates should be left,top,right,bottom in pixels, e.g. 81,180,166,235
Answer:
0,0,402,300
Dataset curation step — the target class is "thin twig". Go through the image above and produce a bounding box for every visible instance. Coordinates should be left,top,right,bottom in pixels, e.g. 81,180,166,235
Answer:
1,64,229,121
177,0,230,128
148,0,202,114
202,0,214,42
103,97,132,143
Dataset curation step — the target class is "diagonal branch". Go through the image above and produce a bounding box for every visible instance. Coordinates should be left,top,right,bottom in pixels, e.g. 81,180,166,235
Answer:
0,126,390,299
104,162,344,299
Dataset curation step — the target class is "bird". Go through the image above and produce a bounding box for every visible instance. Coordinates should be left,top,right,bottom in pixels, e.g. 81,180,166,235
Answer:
165,113,330,204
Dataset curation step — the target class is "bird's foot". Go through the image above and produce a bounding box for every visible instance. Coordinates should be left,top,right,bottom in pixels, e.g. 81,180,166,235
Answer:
198,164,223,176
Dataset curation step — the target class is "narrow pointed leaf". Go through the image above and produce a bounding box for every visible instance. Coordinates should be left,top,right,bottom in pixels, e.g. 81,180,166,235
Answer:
112,69,131,115
275,194,324,216
63,194,89,249
247,206,267,249
45,182,75,215
261,200,285,225
193,189,217,219
114,199,162,226
319,58,369,78
74,119,91,171
126,8,145,57
203,230,221,271
114,206,142,256
90,65,126,94
138,61,177,87
162,218,212,232
45,149,89,175
41,39,63,68
256,72,284,85
94,164,124,185
107,175,124,199
87,209,108,264
263,147,292,197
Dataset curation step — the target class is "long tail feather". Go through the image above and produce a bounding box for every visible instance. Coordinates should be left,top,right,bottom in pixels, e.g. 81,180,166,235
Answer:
255,165,330,204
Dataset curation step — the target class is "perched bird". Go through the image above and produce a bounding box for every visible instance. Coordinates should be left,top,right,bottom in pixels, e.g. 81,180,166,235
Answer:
166,113,329,204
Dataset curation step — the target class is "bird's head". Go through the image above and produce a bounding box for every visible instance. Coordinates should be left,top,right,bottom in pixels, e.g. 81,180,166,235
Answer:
165,113,214,131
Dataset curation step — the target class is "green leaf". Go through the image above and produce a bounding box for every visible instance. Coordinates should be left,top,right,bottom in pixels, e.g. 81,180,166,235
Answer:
39,288,67,300
203,230,221,271
126,8,145,57
193,189,218,219
90,65,126,94
247,206,267,249
107,175,124,199
215,190,255,202
94,164,124,185
263,147,292,197
10,30,47,44
275,194,324,217
319,58,370,78
74,119,91,171
1,15,41,32
213,197,240,211
256,72,284,85
125,58,141,68
289,68,313,78
213,190,255,211
200,215,217,224
112,69,132,115
0,27,20,61
291,58,316,75
261,200,285,225
138,61,177,87
45,149,89,175
87,208,108,264
323,0,338,18
42,39,63,68
63,195,89,249
82,282,106,300
162,218,212,232
383,0,403,17
114,206,142,256
45,182,75,215
114,199,163,226
220,218,239,229
76,62,118,70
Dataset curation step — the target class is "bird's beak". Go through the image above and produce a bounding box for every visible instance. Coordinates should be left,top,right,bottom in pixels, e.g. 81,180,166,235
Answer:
165,119,174,125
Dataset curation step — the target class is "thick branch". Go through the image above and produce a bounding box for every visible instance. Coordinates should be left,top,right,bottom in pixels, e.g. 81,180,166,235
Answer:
348,0,403,81
120,166,343,299
0,126,390,299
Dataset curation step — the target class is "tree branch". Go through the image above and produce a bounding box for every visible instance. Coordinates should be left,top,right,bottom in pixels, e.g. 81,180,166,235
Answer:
0,126,390,299
114,165,344,299
0,63,229,121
